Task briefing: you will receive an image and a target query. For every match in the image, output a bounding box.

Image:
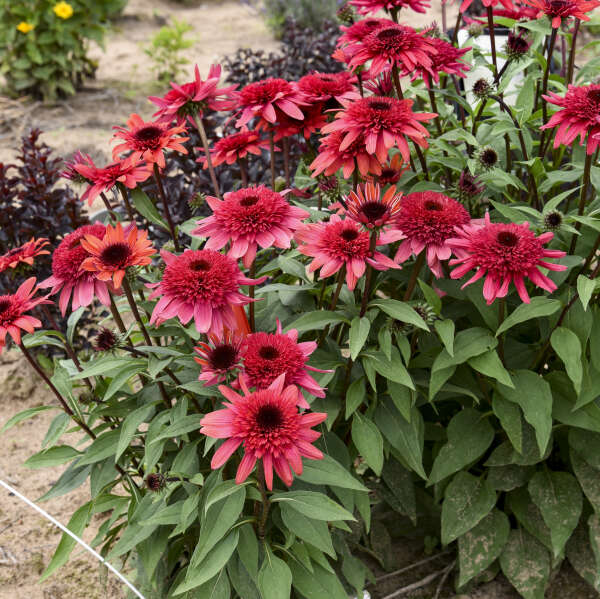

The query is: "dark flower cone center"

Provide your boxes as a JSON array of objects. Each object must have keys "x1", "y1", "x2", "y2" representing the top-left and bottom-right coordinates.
[
  {"x1": 369, "y1": 100, "x2": 391, "y2": 111},
  {"x1": 361, "y1": 201, "x2": 388, "y2": 221},
  {"x1": 341, "y1": 228, "x2": 360, "y2": 241},
  {"x1": 256, "y1": 404, "x2": 284, "y2": 431},
  {"x1": 209, "y1": 344, "x2": 238, "y2": 370},
  {"x1": 190, "y1": 259, "x2": 211, "y2": 272},
  {"x1": 318, "y1": 75, "x2": 335, "y2": 81},
  {"x1": 135, "y1": 125, "x2": 163, "y2": 141},
  {"x1": 377, "y1": 28, "x2": 403, "y2": 41},
  {"x1": 95, "y1": 328, "x2": 117, "y2": 351},
  {"x1": 240, "y1": 196, "x2": 260, "y2": 207},
  {"x1": 509, "y1": 36, "x2": 529, "y2": 53},
  {"x1": 545, "y1": 211, "x2": 562, "y2": 227},
  {"x1": 481, "y1": 149, "x2": 498, "y2": 166},
  {"x1": 0, "y1": 299, "x2": 10, "y2": 314},
  {"x1": 497, "y1": 231, "x2": 519, "y2": 247},
  {"x1": 100, "y1": 242, "x2": 131, "y2": 267},
  {"x1": 259, "y1": 345, "x2": 280, "y2": 360},
  {"x1": 588, "y1": 89, "x2": 600, "y2": 104},
  {"x1": 425, "y1": 200, "x2": 443, "y2": 211}
]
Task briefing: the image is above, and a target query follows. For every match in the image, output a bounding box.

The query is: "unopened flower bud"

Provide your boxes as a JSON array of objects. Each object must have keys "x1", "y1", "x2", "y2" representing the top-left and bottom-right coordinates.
[
  {"x1": 145, "y1": 473, "x2": 166, "y2": 493},
  {"x1": 472, "y1": 78, "x2": 492, "y2": 100},
  {"x1": 477, "y1": 146, "x2": 499, "y2": 170},
  {"x1": 543, "y1": 210, "x2": 563, "y2": 231}
]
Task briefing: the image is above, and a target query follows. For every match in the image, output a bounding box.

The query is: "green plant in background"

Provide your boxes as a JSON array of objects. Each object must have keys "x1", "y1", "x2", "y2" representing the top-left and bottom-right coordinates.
[
  {"x1": 144, "y1": 19, "x2": 195, "y2": 86},
  {"x1": 263, "y1": 0, "x2": 340, "y2": 38},
  {"x1": 0, "y1": 0, "x2": 126, "y2": 101}
]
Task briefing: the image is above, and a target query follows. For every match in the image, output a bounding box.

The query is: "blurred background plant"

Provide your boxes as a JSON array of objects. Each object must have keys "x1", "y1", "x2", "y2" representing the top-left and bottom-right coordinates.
[
  {"x1": 0, "y1": 0, "x2": 125, "y2": 100},
  {"x1": 261, "y1": 0, "x2": 341, "y2": 37}
]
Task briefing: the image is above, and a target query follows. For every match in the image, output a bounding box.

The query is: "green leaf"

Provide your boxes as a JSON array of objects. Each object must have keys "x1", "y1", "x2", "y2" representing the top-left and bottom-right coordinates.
[
  {"x1": 571, "y1": 450, "x2": 600, "y2": 515},
  {"x1": 429, "y1": 409, "x2": 494, "y2": 485},
  {"x1": 204, "y1": 480, "x2": 252, "y2": 514},
  {"x1": 370, "y1": 299, "x2": 429, "y2": 330},
  {"x1": 270, "y1": 491, "x2": 355, "y2": 521},
  {"x1": 284, "y1": 311, "x2": 348, "y2": 334},
  {"x1": 497, "y1": 370, "x2": 553, "y2": 456},
  {"x1": 150, "y1": 415, "x2": 200, "y2": 443},
  {"x1": 77, "y1": 430, "x2": 120, "y2": 466},
  {"x1": 175, "y1": 530, "x2": 239, "y2": 595},
  {"x1": 116, "y1": 403, "x2": 156, "y2": 462},
  {"x1": 257, "y1": 549, "x2": 292, "y2": 599},
  {"x1": 298, "y1": 454, "x2": 367, "y2": 491},
  {"x1": 73, "y1": 356, "x2": 144, "y2": 379},
  {"x1": 344, "y1": 377, "x2": 365, "y2": 419},
  {"x1": 417, "y1": 279, "x2": 442, "y2": 315},
  {"x1": 551, "y1": 327, "x2": 583, "y2": 394},
  {"x1": 577, "y1": 275, "x2": 597, "y2": 311},
  {"x1": 66, "y1": 307, "x2": 85, "y2": 346},
  {"x1": 104, "y1": 362, "x2": 145, "y2": 400},
  {"x1": 528, "y1": 470, "x2": 583, "y2": 558},
  {"x1": 507, "y1": 488, "x2": 553, "y2": 551},
  {"x1": 42, "y1": 412, "x2": 71, "y2": 449},
  {"x1": 434, "y1": 319, "x2": 454, "y2": 356},
  {"x1": 38, "y1": 461, "x2": 91, "y2": 502},
  {"x1": 492, "y1": 395, "x2": 522, "y2": 453},
  {"x1": 364, "y1": 348, "x2": 414, "y2": 389},
  {"x1": 1, "y1": 406, "x2": 56, "y2": 434},
  {"x1": 496, "y1": 297, "x2": 561, "y2": 335},
  {"x1": 468, "y1": 349, "x2": 513, "y2": 387},
  {"x1": 24, "y1": 445, "x2": 80, "y2": 469},
  {"x1": 39, "y1": 502, "x2": 92, "y2": 582},
  {"x1": 280, "y1": 504, "x2": 335, "y2": 556},
  {"x1": 349, "y1": 317, "x2": 370, "y2": 361},
  {"x1": 131, "y1": 188, "x2": 168, "y2": 229},
  {"x1": 500, "y1": 529, "x2": 550, "y2": 599},
  {"x1": 566, "y1": 522, "x2": 600, "y2": 592},
  {"x1": 432, "y1": 327, "x2": 497, "y2": 372},
  {"x1": 351, "y1": 414, "x2": 384, "y2": 476},
  {"x1": 381, "y1": 458, "x2": 416, "y2": 524},
  {"x1": 441, "y1": 472, "x2": 496, "y2": 545},
  {"x1": 289, "y1": 560, "x2": 348, "y2": 599},
  {"x1": 458, "y1": 509, "x2": 510, "y2": 587}
]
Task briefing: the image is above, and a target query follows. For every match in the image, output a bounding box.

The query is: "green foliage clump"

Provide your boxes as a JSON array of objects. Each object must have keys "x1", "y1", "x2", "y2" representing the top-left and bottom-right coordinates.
[{"x1": 263, "y1": 0, "x2": 340, "y2": 37}]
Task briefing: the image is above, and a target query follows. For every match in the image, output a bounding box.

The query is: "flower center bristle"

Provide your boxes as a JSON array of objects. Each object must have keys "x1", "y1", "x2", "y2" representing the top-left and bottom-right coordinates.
[
  {"x1": 259, "y1": 345, "x2": 279, "y2": 360},
  {"x1": 361, "y1": 201, "x2": 388, "y2": 221},
  {"x1": 256, "y1": 404, "x2": 284, "y2": 431},
  {"x1": 497, "y1": 231, "x2": 518, "y2": 247},
  {"x1": 377, "y1": 28, "x2": 403, "y2": 40},
  {"x1": 100, "y1": 242, "x2": 131, "y2": 267},
  {"x1": 341, "y1": 228, "x2": 360, "y2": 241},
  {"x1": 190, "y1": 259, "x2": 211, "y2": 272},
  {"x1": 0, "y1": 299, "x2": 10, "y2": 314},
  {"x1": 425, "y1": 200, "x2": 443, "y2": 211},
  {"x1": 209, "y1": 344, "x2": 238, "y2": 370},
  {"x1": 135, "y1": 125, "x2": 163, "y2": 141},
  {"x1": 588, "y1": 89, "x2": 600, "y2": 104},
  {"x1": 240, "y1": 196, "x2": 260, "y2": 207},
  {"x1": 369, "y1": 100, "x2": 391, "y2": 111}
]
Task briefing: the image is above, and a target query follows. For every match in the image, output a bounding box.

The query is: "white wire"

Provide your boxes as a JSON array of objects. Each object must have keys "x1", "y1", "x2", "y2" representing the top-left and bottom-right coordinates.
[{"x1": 0, "y1": 478, "x2": 145, "y2": 599}]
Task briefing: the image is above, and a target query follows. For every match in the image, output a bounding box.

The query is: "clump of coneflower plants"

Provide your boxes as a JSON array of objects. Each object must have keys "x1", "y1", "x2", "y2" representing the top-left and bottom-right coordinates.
[{"x1": 4, "y1": 0, "x2": 600, "y2": 596}]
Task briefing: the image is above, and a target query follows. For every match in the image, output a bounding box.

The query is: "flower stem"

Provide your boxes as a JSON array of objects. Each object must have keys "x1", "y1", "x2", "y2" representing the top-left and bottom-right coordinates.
[
  {"x1": 100, "y1": 192, "x2": 117, "y2": 220},
  {"x1": 391, "y1": 64, "x2": 404, "y2": 100},
  {"x1": 239, "y1": 157, "x2": 248, "y2": 187},
  {"x1": 567, "y1": 19, "x2": 580, "y2": 85},
  {"x1": 569, "y1": 151, "x2": 593, "y2": 255},
  {"x1": 283, "y1": 138, "x2": 291, "y2": 187},
  {"x1": 249, "y1": 261, "x2": 256, "y2": 333},
  {"x1": 538, "y1": 27, "x2": 558, "y2": 158},
  {"x1": 256, "y1": 463, "x2": 271, "y2": 541},
  {"x1": 486, "y1": 6, "x2": 498, "y2": 77},
  {"x1": 452, "y1": 9, "x2": 462, "y2": 45},
  {"x1": 426, "y1": 78, "x2": 443, "y2": 136},
  {"x1": 359, "y1": 231, "x2": 378, "y2": 317},
  {"x1": 268, "y1": 129, "x2": 276, "y2": 189},
  {"x1": 403, "y1": 252, "x2": 425, "y2": 302},
  {"x1": 153, "y1": 163, "x2": 180, "y2": 252},
  {"x1": 192, "y1": 114, "x2": 222, "y2": 199},
  {"x1": 117, "y1": 183, "x2": 135, "y2": 221},
  {"x1": 122, "y1": 279, "x2": 153, "y2": 346},
  {"x1": 413, "y1": 144, "x2": 430, "y2": 180}
]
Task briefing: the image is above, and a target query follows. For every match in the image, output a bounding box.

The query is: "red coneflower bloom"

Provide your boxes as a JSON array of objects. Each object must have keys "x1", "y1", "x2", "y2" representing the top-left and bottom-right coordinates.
[
  {"x1": 350, "y1": 0, "x2": 431, "y2": 14},
  {"x1": 148, "y1": 249, "x2": 265, "y2": 334},
  {"x1": 460, "y1": 0, "x2": 515, "y2": 14},
  {"x1": 40, "y1": 224, "x2": 110, "y2": 314},
  {"x1": 295, "y1": 214, "x2": 400, "y2": 291},
  {"x1": 345, "y1": 182, "x2": 403, "y2": 230},
  {"x1": 297, "y1": 72, "x2": 360, "y2": 107},
  {"x1": 195, "y1": 330, "x2": 246, "y2": 386},
  {"x1": 322, "y1": 96, "x2": 436, "y2": 164},
  {"x1": 348, "y1": 23, "x2": 437, "y2": 76},
  {"x1": 0, "y1": 238, "x2": 50, "y2": 273},
  {"x1": 523, "y1": 0, "x2": 599, "y2": 26},
  {"x1": 268, "y1": 104, "x2": 327, "y2": 141},
  {"x1": 310, "y1": 130, "x2": 383, "y2": 179},
  {"x1": 364, "y1": 72, "x2": 395, "y2": 97},
  {"x1": 198, "y1": 129, "x2": 270, "y2": 168},
  {"x1": 447, "y1": 213, "x2": 567, "y2": 304},
  {"x1": 61, "y1": 150, "x2": 94, "y2": 184},
  {"x1": 193, "y1": 186, "x2": 309, "y2": 268},
  {"x1": 377, "y1": 154, "x2": 408, "y2": 184},
  {"x1": 149, "y1": 64, "x2": 237, "y2": 124},
  {"x1": 405, "y1": 37, "x2": 471, "y2": 86},
  {"x1": 0, "y1": 278, "x2": 51, "y2": 353},
  {"x1": 541, "y1": 84, "x2": 600, "y2": 154},
  {"x1": 74, "y1": 155, "x2": 151, "y2": 206},
  {"x1": 200, "y1": 374, "x2": 327, "y2": 490},
  {"x1": 112, "y1": 114, "x2": 189, "y2": 168},
  {"x1": 80, "y1": 222, "x2": 154, "y2": 290},
  {"x1": 242, "y1": 320, "x2": 330, "y2": 403},
  {"x1": 338, "y1": 17, "x2": 389, "y2": 46},
  {"x1": 235, "y1": 78, "x2": 308, "y2": 128},
  {"x1": 394, "y1": 192, "x2": 471, "y2": 278}
]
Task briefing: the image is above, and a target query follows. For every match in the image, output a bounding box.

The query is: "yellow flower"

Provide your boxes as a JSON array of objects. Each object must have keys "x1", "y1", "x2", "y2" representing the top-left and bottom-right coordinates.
[
  {"x1": 53, "y1": 1, "x2": 74, "y2": 19},
  {"x1": 16, "y1": 21, "x2": 35, "y2": 34}
]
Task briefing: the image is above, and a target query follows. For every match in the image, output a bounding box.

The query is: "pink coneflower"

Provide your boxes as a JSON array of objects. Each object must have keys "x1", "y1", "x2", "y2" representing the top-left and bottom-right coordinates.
[
  {"x1": 364, "y1": 72, "x2": 395, "y2": 97},
  {"x1": 394, "y1": 192, "x2": 471, "y2": 278},
  {"x1": 200, "y1": 374, "x2": 327, "y2": 490},
  {"x1": 0, "y1": 238, "x2": 49, "y2": 273},
  {"x1": 242, "y1": 320, "x2": 330, "y2": 403},
  {"x1": 542, "y1": 85, "x2": 600, "y2": 154},
  {"x1": 309, "y1": 130, "x2": 383, "y2": 179},
  {"x1": 74, "y1": 155, "x2": 151, "y2": 206},
  {"x1": 40, "y1": 224, "x2": 110, "y2": 315},
  {"x1": 350, "y1": 0, "x2": 431, "y2": 14},
  {"x1": 338, "y1": 18, "x2": 389, "y2": 46},
  {"x1": 198, "y1": 130, "x2": 270, "y2": 168},
  {"x1": 112, "y1": 114, "x2": 188, "y2": 168},
  {"x1": 348, "y1": 23, "x2": 437, "y2": 76},
  {"x1": 148, "y1": 249, "x2": 265, "y2": 334},
  {"x1": 80, "y1": 222, "x2": 154, "y2": 290},
  {"x1": 149, "y1": 64, "x2": 237, "y2": 124},
  {"x1": 295, "y1": 214, "x2": 400, "y2": 291},
  {"x1": 406, "y1": 37, "x2": 471, "y2": 86},
  {"x1": 297, "y1": 72, "x2": 360, "y2": 107},
  {"x1": 523, "y1": 0, "x2": 599, "y2": 26},
  {"x1": 447, "y1": 213, "x2": 567, "y2": 304},
  {"x1": 344, "y1": 182, "x2": 403, "y2": 230},
  {"x1": 61, "y1": 151, "x2": 94, "y2": 184},
  {"x1": 322, "y1": 96, "x2": 436, "y2": 163},
  {"x1": 268, "y1": 104, "x2": 327, "y2": 141},
  {"x1": 460, "y1": 0, "x2": 515, "y2": 14},
  {"x1": 377, "y1": 154, "x2": 408, "y2": 184},
  {"x1": 234, "y1": 78, "x2": 308, "y2": 128},
  {"x1": 0, "y1": 278, "x2": 50, "y2": 353},
  {"x1": 192, "y1": 186, "x2": 308, "y2": 268},
  {"x1": 194, "y1": 330, "x2": 246, "y2": 386}
]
